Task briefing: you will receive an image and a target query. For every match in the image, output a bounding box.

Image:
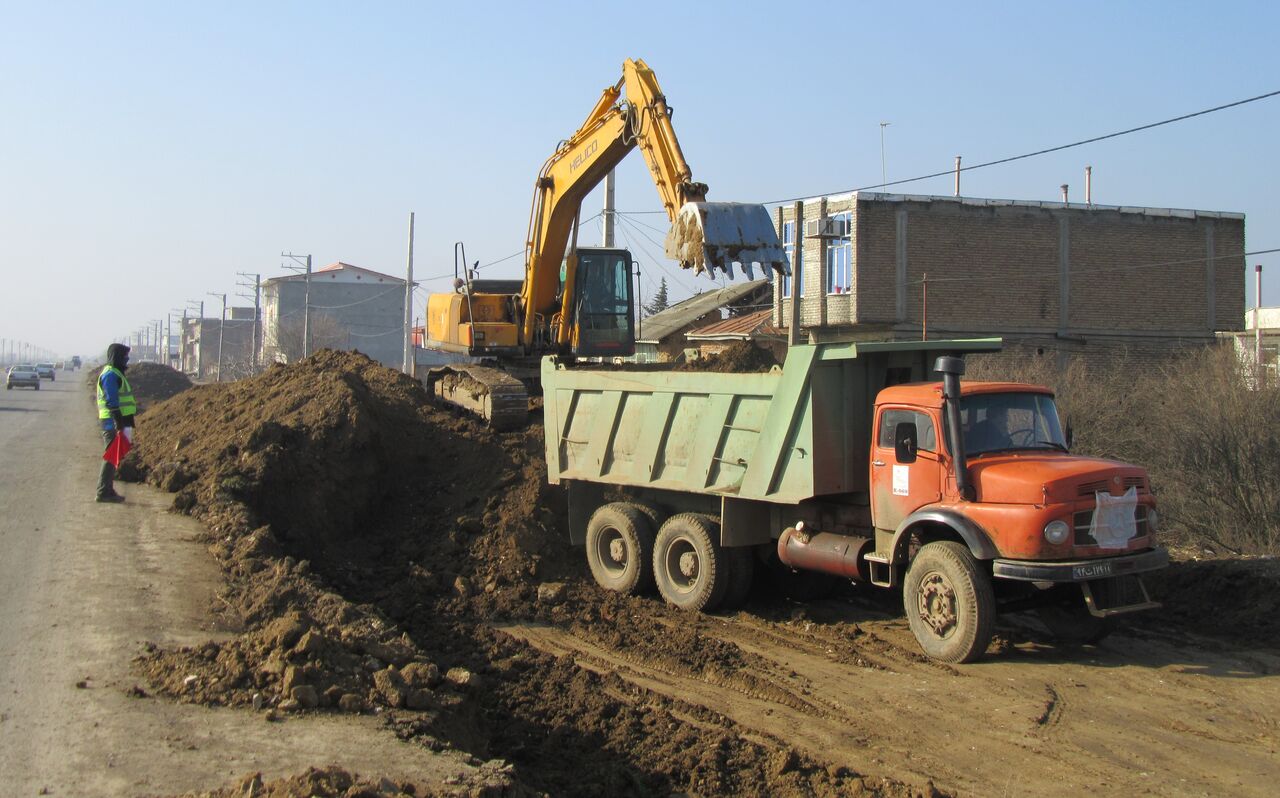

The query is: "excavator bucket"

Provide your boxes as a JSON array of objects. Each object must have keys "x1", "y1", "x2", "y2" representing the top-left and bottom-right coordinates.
[{"x1": 665, "y1": 202, "x2": 791, "y2": 279}]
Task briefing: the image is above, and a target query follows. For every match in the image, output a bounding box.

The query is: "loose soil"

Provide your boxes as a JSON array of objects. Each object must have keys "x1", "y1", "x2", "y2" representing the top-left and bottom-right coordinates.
[
  {"x1": 676, "y1": 340, "x2": 780, "y2": 372},
  {"x1": 124, "y1": 349, "x2": 1280, "y2": 797}
]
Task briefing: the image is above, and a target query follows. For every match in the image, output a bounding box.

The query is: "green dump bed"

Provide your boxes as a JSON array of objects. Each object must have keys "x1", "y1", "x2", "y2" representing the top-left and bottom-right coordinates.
[{"x1": 542, "y1": 339, "x2": 1000, "y2": 505}]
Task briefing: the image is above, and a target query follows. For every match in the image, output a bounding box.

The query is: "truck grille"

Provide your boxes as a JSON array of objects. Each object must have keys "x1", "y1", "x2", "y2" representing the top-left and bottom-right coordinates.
[
  {"x1": 1077, "y1": 477, "x2": 1146, "y2": 497},
  {"x1": 1073, "y1": 504, "x2": 1148, "y2": 546}
]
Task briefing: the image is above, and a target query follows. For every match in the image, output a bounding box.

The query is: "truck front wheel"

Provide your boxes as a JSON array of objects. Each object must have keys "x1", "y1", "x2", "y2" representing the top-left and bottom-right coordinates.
[
  {"x1": 585, "y1": 503, "x2": 656, "y2": 595},
  {"x1": 653, "y1": 513, "x2": 728, "y2": 612},
  {"x1": 904, "y1": 541, "x2": 995, "y2": 663}
]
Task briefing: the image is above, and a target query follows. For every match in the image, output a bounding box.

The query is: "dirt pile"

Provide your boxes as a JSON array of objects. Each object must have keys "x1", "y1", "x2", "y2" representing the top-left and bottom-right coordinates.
[
  {"x1": 677, "y1": 340, "x2": 780, "y2": 372},
  {"x1": 1141, "y1": 556, "x2": 1280, "y2": 641},
  {"x1": 168, "y1": 763, "x2": 518, "y2": 798},
  {"x1": 127, "y1": 349, "x2": 926, "y2": 797},
  {"x1": 88, "y1": 361, "x2": 193, "y2": 409}
]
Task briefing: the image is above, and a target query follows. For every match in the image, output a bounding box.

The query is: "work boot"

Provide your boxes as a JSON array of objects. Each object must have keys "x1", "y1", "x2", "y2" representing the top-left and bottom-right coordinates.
[{"x1": 96, "y1": 492, "x2": 125, "y2": 504}]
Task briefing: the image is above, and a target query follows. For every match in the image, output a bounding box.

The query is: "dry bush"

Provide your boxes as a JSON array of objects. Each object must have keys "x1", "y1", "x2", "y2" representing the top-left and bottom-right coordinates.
[{"x1": 967, "y1": 345, "x2": 1280, "y2": 555}]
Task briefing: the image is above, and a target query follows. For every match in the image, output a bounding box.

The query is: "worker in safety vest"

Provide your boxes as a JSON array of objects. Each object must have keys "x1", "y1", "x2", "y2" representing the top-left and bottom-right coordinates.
[{"x1": 96, "y1": 343, "x2": 136, "y2": 502}]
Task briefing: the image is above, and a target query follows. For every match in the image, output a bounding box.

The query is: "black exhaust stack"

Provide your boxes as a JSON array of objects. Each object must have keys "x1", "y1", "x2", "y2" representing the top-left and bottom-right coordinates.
[{"x1": 935, "y1": 356, "x2": 973, "y2": 500}]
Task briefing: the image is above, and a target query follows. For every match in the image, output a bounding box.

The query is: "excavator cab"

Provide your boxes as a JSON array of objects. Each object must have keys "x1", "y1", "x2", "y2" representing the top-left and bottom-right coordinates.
[{"x1": 570, "y1": 247, "x2": 635, "y2": 358}]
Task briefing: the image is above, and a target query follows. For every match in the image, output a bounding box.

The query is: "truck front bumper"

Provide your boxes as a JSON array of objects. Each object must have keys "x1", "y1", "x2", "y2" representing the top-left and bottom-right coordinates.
[{"x1": 991, "y1": 546, "x2": 1168, "y2": 583}]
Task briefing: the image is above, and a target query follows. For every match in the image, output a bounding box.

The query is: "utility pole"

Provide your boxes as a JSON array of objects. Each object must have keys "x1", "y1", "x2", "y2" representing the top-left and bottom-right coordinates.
[
  {"x1": 403, "y1": 212, "x2": 416, "y2": 375},
  {"x1": 879, "y1": 121, "x2": 891, "y2": 191},
  {"x1": 237, "y1": 272, "x2": 262, "y2": 372},
  {"x1": 603, "y1": 170, "x2": 616, "y2": 247},
  {"x1": 282, "y1": 252, "x2": 313, "y2": 360},
  {"x1": 209, "y1": 293, "x2": 227, "y2": 382},
  {"x1": 173, "y1": 307, "x2": 189, "y2": 373},
  {"x1": 188, "y1": 300, "x2": 204, "y2": 378}
]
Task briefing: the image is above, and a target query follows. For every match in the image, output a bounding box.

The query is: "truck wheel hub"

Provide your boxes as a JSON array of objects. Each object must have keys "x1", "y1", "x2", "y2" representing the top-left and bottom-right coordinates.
[
  {"x1": 608, "y1": 538, "x2": 627, "y2": 563},
  {"x1": 918, "y1": 572, "x2": 958, "y2": 637},
  {"x1": 678, "y1": 551, "x2": 699, "y2": 579}
]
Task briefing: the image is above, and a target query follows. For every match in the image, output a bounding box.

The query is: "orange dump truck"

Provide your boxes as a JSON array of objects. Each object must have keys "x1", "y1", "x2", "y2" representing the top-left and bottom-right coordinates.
[{"x1": 542, "y1": 339, "x2": 1166, "y2": 662}]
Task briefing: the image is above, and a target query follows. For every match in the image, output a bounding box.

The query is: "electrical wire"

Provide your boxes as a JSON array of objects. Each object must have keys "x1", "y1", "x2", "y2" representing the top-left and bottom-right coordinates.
[{"x1": 618, "y1": 87, "x2": 1280, "y2": 212}]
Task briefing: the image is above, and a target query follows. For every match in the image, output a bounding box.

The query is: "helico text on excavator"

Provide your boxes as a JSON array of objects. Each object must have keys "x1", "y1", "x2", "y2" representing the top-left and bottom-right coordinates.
[{"x1": 424, "y1": 59, "x2": 787, "y2": 429}]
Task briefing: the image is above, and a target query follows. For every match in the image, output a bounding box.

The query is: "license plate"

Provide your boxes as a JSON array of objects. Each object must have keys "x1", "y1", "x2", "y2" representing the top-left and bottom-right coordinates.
[{"x1": 1073, "y1": 561, "x2": 1113, "y2": 580}]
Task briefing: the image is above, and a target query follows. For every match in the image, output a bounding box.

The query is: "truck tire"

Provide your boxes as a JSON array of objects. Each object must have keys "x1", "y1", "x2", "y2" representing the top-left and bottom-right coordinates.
[
  {"x1": 34, "y1": 382, "x2": 40, "y2": 390},
  {"x1": 1037, "y1": 603, "x2": 1114, "y2": 645},
  {"x1": 585, "y1": 503, "x2": 656, "y2": 595},
  {"x1": 720, "y1": 546, "x2": 756, "y2": 610},
  {"x1": 653, "y1": 513, "x2": 728, "y2": 612},
  {"x1": 904, "y1": 541, "x2": 995, "y2": 663}
]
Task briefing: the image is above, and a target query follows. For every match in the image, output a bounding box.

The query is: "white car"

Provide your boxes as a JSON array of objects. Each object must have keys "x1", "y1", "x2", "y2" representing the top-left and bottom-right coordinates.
[
  {"x1": 7, "y1": 365, "x2": 40, "y2": 390},
  {"x1": 35, "y1": 362, "x2": 56, "y2": 380}
]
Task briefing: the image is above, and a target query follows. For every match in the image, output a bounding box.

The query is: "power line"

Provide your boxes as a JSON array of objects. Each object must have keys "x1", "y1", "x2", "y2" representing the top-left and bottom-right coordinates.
[{"x1": 620, "y1": 87, "x2": 1280, "y2": 212}]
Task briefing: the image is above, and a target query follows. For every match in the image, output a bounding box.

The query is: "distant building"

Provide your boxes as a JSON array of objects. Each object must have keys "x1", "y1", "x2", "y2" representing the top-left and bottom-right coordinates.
[
  {"x1": 1220, "y1": 307, "x2": 1280, "y2": 388},
  {"x1": 772, "y1": 191, "x2": 1246, "y2": 366},
  {"x1": 684, "y1": 308, "x2": 786, "y2": 362},
  {"x1": 180, "y1": 308, "x2": 259, "y2": 379},
  {"x1": 636, "y1": 279, "x2": 772, "y2": 362},
  {"x1": 261, "y1": 262, "x2": 406, "y2": 367}
]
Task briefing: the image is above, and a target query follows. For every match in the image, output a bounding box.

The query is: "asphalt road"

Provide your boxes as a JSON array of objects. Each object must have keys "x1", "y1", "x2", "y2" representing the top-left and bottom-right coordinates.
[{"x1": 0, "y1": 374, "x2": 476, "y2": 795}]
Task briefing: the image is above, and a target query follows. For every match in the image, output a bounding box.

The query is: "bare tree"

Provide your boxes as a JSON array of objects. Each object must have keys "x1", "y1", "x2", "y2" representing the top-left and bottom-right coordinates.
[{"x1": 265, "y1": 313, "x2": 350, "y2": 364}]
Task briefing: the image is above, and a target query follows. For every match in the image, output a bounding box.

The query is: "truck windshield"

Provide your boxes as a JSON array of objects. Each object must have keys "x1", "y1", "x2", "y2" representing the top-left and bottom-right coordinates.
[{"x1": 955, "y1": 392, "x2": 1067, "y2": 456}]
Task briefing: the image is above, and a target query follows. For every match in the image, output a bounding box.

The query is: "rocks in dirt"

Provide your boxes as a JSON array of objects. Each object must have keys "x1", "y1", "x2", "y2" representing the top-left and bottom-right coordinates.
[
  {"x1": 536, "y1": 582, "x2": 567, "y2": 605},
  {"x1": 264, "y1": 612, "x2": 310, "y2": 651},
  {"x1": 338, "y1": 693, "x2": 365, "y2": 713},
  {"x1": 292, "y1": 629, "x2": 324, "y2": 657},
  {"x1": 401, "y1": 661, "x2": 441, "y2": 690},
  {"x1": 278, "y1": 698, "x2": 301, "y2": 713},
  {"x1": 373, "y1": 667, "x2": 409, "y2": 708},
  {"x1": 453, "y1": 576, "x2": 473, "y2": 598},
  {"x1": 444, "y1": 667, "x2": 480, "y2": 690},
  {"x1": 290, "y1": 684, "x2": 319, "y2": 709}
]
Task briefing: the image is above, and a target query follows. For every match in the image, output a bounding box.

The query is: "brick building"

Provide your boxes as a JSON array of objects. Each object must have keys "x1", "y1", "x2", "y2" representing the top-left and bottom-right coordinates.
[{"x1": 772, "y1": 192, "x2": 1246, "y2": 364}]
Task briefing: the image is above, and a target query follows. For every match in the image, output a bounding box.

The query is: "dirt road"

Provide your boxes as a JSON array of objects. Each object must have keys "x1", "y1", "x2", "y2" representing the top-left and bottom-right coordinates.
[
  {"x1": 0, "y1": 377, "x2": 483, "y2": 795},
  {"x1": 498, "y1": 582, "x2": 1280, "y2": 797}
]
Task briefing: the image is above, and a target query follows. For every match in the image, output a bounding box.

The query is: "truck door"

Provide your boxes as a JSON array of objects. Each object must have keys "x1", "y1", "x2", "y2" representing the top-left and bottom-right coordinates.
[{"x1": 871, "y1": 408, "x2": 943, "y2": 532}]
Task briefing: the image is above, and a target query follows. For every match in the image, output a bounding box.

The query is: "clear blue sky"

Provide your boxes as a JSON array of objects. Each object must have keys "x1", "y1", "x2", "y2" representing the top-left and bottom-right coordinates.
[{"x1": 3, "y1": 1, "x2": 1279, "y2": 355}]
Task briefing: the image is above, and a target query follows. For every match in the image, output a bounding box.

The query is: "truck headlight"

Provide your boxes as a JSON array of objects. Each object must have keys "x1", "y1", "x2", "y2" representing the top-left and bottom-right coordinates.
[
  {"x1": 1044, "y1": 520, "x2": 1070, "y2": 545},
  {"x1": 1147, "y1": 508, "x2": 1158, "y2": 533}
]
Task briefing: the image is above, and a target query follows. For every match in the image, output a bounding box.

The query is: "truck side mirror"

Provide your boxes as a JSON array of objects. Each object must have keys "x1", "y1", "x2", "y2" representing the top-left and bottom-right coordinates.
[
  {"x1": 894, "y1": 421, "x2": 918, "y2": 464},
  {"x1": 1065, "y1": 423, "x2": 1074, "y2": 450}
]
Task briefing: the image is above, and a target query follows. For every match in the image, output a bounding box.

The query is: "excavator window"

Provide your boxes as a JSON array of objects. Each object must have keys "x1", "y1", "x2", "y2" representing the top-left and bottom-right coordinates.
[{"x1": 573, "y1": 248, "x2": 635, "y2": 357}]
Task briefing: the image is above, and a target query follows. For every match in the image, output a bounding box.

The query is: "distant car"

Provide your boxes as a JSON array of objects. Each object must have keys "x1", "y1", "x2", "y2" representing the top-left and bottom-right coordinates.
[
  {"x1": 35, "y1": 363, "x2": 56, "y2": 381},
  {"x1": 7, "y1": 365, "x2": 40, "y2": 390},
  {"x1": 71, "y1": 356, "x2": 82, "y2": 370}
]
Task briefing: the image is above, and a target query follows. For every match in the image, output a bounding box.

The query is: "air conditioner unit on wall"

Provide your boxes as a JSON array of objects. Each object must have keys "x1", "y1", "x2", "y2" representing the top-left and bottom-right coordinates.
[{"x1": 804, "y1": 217, "x2": 848, "y2": 239}]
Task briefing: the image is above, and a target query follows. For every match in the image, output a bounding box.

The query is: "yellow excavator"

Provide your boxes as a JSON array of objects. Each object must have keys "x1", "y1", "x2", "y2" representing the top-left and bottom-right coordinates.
[{"x1": 425, "y1": 58, "x2": 787, "y2": 429}]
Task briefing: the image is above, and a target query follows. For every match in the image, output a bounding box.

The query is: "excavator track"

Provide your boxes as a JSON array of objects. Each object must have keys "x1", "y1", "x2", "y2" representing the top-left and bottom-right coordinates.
[{"x1": 427, "y1": 364, "x2": 528, "y2": 431}]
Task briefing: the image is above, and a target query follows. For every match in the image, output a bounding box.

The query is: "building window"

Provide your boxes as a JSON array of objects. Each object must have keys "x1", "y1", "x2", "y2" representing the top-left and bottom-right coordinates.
[
  {"x1": 826, "y1": 212, "x2": 852, "y2": 294},
  {"x1": 781, "y1": 220, "x2": 801, "y2": 297}
]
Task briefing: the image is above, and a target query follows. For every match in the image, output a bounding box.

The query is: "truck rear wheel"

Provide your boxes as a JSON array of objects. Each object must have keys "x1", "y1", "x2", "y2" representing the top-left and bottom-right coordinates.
[
  {"x1": 904, "y1": 541, "x2": 995, "y2": 663},
  {"x1": 585, "y1": 503, "x2": 656, "y2": 595},
  {"x1": 653, "y1": 513, "x2": 728, "y2": 612}
]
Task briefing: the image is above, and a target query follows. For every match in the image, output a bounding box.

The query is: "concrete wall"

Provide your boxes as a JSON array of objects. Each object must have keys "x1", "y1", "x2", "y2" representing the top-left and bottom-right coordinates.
[{"x1": 773, "y1": 193, "x2": 1247, "y2": 367}]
